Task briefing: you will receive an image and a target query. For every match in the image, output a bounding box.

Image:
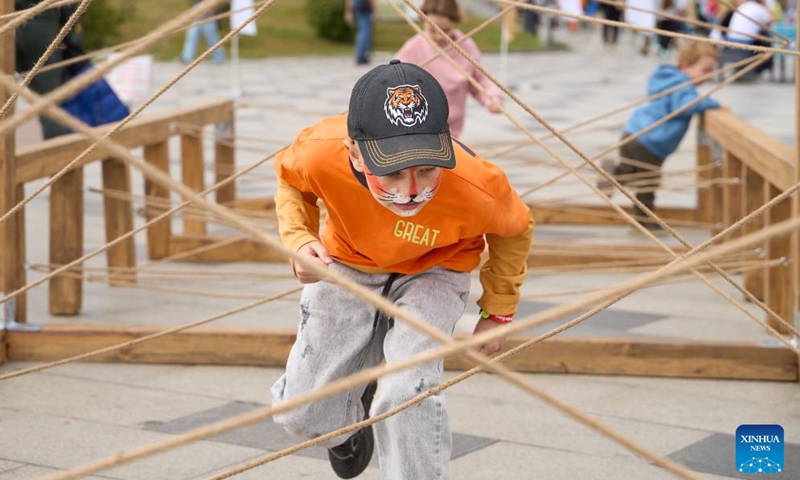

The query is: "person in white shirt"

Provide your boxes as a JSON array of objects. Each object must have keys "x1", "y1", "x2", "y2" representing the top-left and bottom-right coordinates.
[{"x1": 727, "y1": 0, "x2": 773, "y2": 43}]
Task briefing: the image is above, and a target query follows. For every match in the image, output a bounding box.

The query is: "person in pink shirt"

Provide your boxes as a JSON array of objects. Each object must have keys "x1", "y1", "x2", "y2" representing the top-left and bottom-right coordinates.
[{"x1": 395, "y1": 0, "x2": 504, "y2": 137}]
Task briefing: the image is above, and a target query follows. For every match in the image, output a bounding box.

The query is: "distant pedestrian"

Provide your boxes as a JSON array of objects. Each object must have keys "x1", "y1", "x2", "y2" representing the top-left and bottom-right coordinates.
[
  {"x1": 15, "y1": 0, "x2": 71, "y2": 138},
  {"x1": 180, "y1": 0, "x2": 225, "y2": 65},
  {"x1": 599, "y1": 1, "x2": 624, "y2": 46},
  {"x1": 344, "y1": 0, "x2": 376, "y2": 65}
]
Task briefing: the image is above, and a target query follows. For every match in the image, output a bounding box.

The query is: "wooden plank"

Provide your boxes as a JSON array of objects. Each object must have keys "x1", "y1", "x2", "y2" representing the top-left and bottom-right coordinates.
[
  {"x1": 0, "y1": 0, "x2": 23, "y2": 322},
  {"x1": 226, "y1": 197, "x2": 698, "y2": 227},
  {"x1": 13, "y1": 184, "x2": 26, "y2": 322},
  {"x1": 743, "y1": 168, "x2": 766, "y2": 301},
  {"x1": 169, "y1": 235, "x2": 287, "y2": 262},
  {"x1": 180, "y1": 134, "x2": 206, "y2": 235},
  {"x1": 528, "y1": 204, "x2": 697, "y2": 226},
  {"x1": 230, "y1": 196, "x2": 275, "y2": 211},
  {"x1": 15, "y1": 100, "x2": 234, "y2": 184},
  {"x1": 143, "y1": 141, "x2": 172, "y2": 259},
  {"x1": 766, "y1": 185, "x2": 793, "y2": 334},
  {"x1": 168, "y1": 234, "x2": 693, "y2": 268},
  {"x1": 704, "y1": 109, "x2": 795, "y2": 191},
  {"x1": 722, "y1": 152, "x2": 743, "y2": 239},
  {"x1": 102, "y1": 159, "x2": 136, "y2": 285},
  {"x1": 6, "y1": 325, "x2": 797, "y2": 381},
  {"x1": 214, "y1": 120, "x2": 236, "y2": 205},
  {"x1": 49, "y1": 168, "x2": 83, "y2": 315},
  {"x1": 696, "y1": 118, "x2": 720, "y2": 226}
]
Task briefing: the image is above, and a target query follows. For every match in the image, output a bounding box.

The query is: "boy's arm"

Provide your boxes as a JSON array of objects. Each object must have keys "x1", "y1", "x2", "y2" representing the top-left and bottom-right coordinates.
[
  {"x1": 274, "y1": 177, "x2": 321, "y2": 252},
  {"x1": 477, "y1": 210, "x2": 535, "y2": 316},
  {"x1": 671, "y1": 87, "x2": 721, "y2": 117}
]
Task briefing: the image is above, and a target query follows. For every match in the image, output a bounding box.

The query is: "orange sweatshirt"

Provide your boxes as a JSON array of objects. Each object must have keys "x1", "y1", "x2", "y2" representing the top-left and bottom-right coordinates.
[{"x1": 274, "y1": 115, "x2": 534, "y2": 315}]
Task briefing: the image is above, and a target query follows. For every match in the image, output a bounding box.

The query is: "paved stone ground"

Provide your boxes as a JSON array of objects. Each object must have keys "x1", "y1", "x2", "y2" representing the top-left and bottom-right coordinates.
[{"x1": 2, "y1": 23, "x2": 799, "y2": 480}]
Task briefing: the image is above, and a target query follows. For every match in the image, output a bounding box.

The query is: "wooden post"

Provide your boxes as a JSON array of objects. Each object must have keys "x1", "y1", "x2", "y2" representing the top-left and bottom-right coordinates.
[
  {"x1": 102, "y1": 158, "x2": 136, "y2": 285},
  {"x1": 721, "y1": 151, "x2": 743, "y2": 238},
  {"x1": 696, "y1": 118, "x2": 720, "y2": 226},
  {"x1": 49, "y1": 168, "x2": 83, "y2": 315},
  {"x1": 0, "y1": 0, "x2": 24, "y2": 323},
  {"x1": 766, "y1": 185, "x2": 792, "y2": 334},
  {"x1": 143, "y1": 141, "x2": 172, "y2": 259},
  {"x1": 180, "y1": 130, "x2": 206, "y2": 235},
  {"x1": 742, "y1": 167, "x2": 765, "y2": 301},
  {"x1": 214, "y1": 119, "x2": 235, "y2": 205}
]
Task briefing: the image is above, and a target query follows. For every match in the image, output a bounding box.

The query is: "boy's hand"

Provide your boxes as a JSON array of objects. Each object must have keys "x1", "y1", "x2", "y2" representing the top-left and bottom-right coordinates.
[
  {"x1": 472, "y1": 318, "x2": 508, "y2": 356},
  {"x1": 487, "y1": 102, "x2": 502, "y2": 114},
  {"x1": 294, "y1": 241, "x2": 333, "y2": 284},
  {"x1": 718, "y1": 104, "x2": 730, "y2": 111}
]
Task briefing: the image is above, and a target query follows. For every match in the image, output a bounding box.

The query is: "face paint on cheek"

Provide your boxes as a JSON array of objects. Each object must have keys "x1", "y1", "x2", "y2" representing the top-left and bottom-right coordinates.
[{"x1": 365, "y1": 173, "x2": 395, "y2": 202}]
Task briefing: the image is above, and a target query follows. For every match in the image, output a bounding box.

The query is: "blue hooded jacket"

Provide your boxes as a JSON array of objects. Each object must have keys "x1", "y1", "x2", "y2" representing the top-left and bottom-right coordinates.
[{"x1": 624, "y1": 65, "x2": 720, "y2": 161}]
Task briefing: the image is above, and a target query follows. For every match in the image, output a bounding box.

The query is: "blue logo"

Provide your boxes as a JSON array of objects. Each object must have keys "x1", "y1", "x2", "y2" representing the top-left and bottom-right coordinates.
[{"x1": 736, "y1": 424, "x2": 784, "y2": 474}]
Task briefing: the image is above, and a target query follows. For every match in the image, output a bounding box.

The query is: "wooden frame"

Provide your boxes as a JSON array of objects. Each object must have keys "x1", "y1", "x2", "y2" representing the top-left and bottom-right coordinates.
[
  {"x1": 3, "y1": 100, "x2": 797, "y2": 380},
  {"x1": 4, "y1": 324, "x2": 797, "y2": 381}
]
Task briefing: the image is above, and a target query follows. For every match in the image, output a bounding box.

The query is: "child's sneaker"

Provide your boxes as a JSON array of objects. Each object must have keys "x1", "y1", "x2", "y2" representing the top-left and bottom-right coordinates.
[{"x1": 327, "y1": 382, "x2": 378, "y2": 478}]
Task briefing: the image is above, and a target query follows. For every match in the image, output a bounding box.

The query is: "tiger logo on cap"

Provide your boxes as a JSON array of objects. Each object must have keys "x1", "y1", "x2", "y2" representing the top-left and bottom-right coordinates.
[{"x1": 384, "y1": 84, "x2": 428, "y2": 127}]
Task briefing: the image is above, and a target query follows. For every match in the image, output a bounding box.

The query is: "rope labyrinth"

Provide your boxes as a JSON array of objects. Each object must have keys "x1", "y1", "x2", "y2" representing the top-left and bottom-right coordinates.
[{"x1": 0, "y1": 0, "x2": 796, "y2": 478}]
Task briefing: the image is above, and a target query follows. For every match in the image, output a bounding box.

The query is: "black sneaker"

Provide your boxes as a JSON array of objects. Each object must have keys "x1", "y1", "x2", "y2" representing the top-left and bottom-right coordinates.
[{"x1": 327, "y1": 382, "x2": 378, "y2": 479}]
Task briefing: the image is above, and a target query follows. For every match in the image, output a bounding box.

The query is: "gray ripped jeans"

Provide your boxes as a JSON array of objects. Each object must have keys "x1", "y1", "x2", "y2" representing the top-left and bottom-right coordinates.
[{"x1": 271, "y1": 262, "x2": 471, "y2": 480}]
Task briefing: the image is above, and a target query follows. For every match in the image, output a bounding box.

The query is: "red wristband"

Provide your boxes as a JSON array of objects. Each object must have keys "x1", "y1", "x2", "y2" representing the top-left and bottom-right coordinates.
[{"x1": 480, "y1": 310, "x2": 513, "y2": 324}]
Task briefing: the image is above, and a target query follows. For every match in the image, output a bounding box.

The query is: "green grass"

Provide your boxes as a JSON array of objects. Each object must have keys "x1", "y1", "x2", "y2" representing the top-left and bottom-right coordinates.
[{"x1": 106, "y1": 0, "x2": 564, "y2": 60}]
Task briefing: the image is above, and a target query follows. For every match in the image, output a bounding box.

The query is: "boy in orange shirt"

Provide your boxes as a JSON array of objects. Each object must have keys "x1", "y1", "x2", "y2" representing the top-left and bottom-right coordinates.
[{"x1": 270, "y1": 60, "x2": 534, "y2": 479}]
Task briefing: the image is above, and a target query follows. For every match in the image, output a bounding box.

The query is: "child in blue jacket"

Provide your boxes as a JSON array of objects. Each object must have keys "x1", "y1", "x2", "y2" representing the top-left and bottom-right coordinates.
[{"x1": 601, "y1": 41, "x2": 724, "y2": 233}]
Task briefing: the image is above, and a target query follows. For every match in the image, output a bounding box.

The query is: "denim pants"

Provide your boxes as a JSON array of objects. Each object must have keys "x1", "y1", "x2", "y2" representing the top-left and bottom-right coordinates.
[
  {"x1": 354, "y1": 9, "x2": 373, "y2": 63},
  {"x1": 271, "y1": 262, "x2": 471, "y2": 480},
  {"x1": 181, "y1": 21, "x2": 225, "y2": 64}
]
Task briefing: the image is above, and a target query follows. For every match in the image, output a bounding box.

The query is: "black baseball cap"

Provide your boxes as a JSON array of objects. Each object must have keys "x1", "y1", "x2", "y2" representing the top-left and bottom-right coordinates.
[{"x1": 347, "y1": 59, "x2": 456, "y2": 176}]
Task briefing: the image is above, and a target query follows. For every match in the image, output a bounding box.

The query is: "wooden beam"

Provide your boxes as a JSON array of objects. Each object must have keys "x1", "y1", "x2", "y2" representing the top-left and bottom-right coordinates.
[
  {"x1": 722, "y1": 152, "x2": 743, "y2": 238},
  {"x1": 214, "y1": 120, "x2": 235, "y2": 205},
  {"x1": 15, "y1": 100, "x2": 234, "y2": 184},
  {"x1": 227, "y1": 197, "x2": 699, "y2": 227},
  {"x1": 766, "y1": 185, "x2": 792, "y2": 334},
  {"x1": 0, "y1": 0, "x2": 23, "y2": 323},
  {"x1": 49, "y1": 168, "x2": 83, "y2": 315},
  {"x1": 527, "y1": 203, "x2": 697, "y2": 226},
  {"x1": 169, "y1": 235, "x2": 288, "y2": 262},
  {"x1": 743, "y1": 167, "x2": 766, "y2": 301},
  {"x1": 6, "y1": 325, "x2": 797, "y2": 381},
  {"x1": 13, "y1": 185, "x2": 26, "y2": 322},
  {"x1": 180, "y1": 133, "x2": 206, "y2": 235},
  {"x1": 102, "y1": 159, "x2": 136, "y2": 285},
  {"x1": 143, "y1": 141, "x2": 172, "y2": 259},
  {"x1": 704, "y1": 109, "x2": 795, "y2": 191},
  {"x1": 697, "y1": 117, "x2": 721, "y2": 226}
]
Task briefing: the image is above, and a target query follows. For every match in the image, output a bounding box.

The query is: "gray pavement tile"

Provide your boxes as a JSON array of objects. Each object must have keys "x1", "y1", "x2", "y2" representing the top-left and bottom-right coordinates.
[
  {"x1": 515, "y1": 299, "x2": 666, "y2": 337},
  {"x1": 0, "y1": 465, "x2": 112, "y2": 480},
  {"x1": 0, "y1": 372, "x2": 229, "y2": 427},
  {"x1": 146, "y1": 399, "x2": 496, "y2": 470},
  {"x1": 0, "y1": 462, "x2": 23, "y2": 476},
  {"x1": 449, "y1": 441, "x2": 682, "y2": 480},
  {"x1": 669, "y1": 433, "x2": 800, "y2": 479},
  {"x1": 0, "y1": 409, "x2": 264, "y2": 479}
]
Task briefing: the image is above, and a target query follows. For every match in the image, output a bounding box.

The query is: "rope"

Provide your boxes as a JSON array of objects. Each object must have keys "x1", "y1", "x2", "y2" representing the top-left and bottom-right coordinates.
[
  {"x1": 0, "y1": 0, "x2": 237, "y2": 229},
  {"x1": 0, "y1": 287, "x2": 301, "y2": 382},
  {"x1": 33, "y1": 207, "x2": 800, "y2": 480},
  {"x1": 390, "y1": 1, "x2": 800, "y2": 346},
  {"x1": 0, "y1": 0, "x2": 94, "y2": 120},
  {"x1": 523, "y1": 52, "x2": 765, "y2": 197}
]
